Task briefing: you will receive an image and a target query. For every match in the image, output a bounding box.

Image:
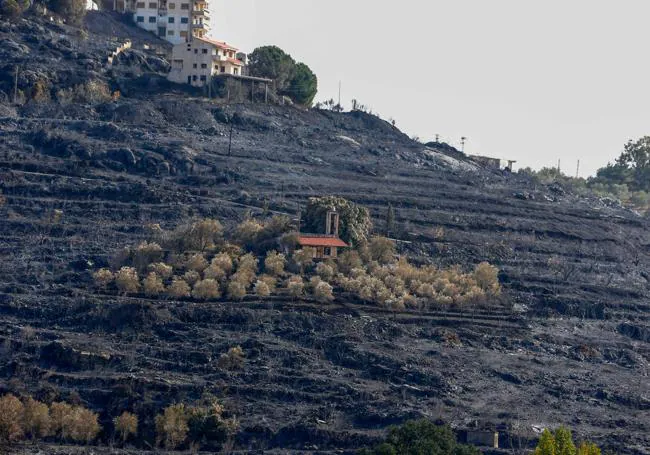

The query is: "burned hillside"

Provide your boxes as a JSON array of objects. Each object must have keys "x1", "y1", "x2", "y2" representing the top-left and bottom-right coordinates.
[{"x1": 0, "y1": 10, "x2": 649, "y2": 455}]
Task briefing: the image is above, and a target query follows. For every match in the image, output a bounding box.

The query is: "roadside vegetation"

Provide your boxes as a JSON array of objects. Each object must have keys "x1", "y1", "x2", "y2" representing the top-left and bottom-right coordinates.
[{"x1": 93, "y1": 197, "x2": 502, "y2": 311}]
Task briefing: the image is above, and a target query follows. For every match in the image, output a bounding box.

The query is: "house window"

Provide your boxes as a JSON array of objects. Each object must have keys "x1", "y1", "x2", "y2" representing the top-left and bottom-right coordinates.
[
  {"x1": 200, "y1": 63, "x2": 207, "y2": 68},
  {"x1": 136, "y1": 15, "x2": 144, "y2": 22},
  {"x1": 136, "y1": 1, "x2": 144, "y2": 7},
  {"x1": 324, "y1": 247, "x2": 332, "y2": 257},
  {"x1": 148, "y1": 2, "x2": 156, "y2": 8},
  {"x1": 202, "y1": 49, "x2": 207, "y2": 54},
  {"x1": 148, "y1": 16, "x2": 156, "y2": 22},
  {"x1": 200, "y1": 75, "x2": 206, "y2": 81},
  {"x1": 192, "y1": 75, "x2": 197, "y2": 81},
  {"x1": 220, "y1": 66, "x2": 225, "y2": 73},
  {"x1": 180, "y1": 17, "x2": 188, "y2": 23},
  {"x1": 180, "y1": 31, "x2": 188, "y2": 37},
  {"x1": 168, "y1": 2, "x2": 175, "y2": 7},
  {"x1": 180, "y1": 2, "x2": 189, "y2": 8},
  {"x1": 194, "y1": 49, "x2": 197, "y2": 54},
  {"x1": 192, "y1": 63, "x2": 197, "y2": 68},
  {"x1": 167, "y1": 30, "x2": 174, "y2": 35},
  {"x1": 234, "y1": 68, "x2": 239, "y2": 75},
  {"x1": 168, "y1": 16, "x2": 174, "y2": 23}
]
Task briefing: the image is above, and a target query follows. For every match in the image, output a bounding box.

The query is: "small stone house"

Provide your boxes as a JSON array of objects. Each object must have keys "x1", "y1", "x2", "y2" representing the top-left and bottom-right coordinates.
[{"x1": 297, "y1": 210, "x2": 348, "y2": 259}]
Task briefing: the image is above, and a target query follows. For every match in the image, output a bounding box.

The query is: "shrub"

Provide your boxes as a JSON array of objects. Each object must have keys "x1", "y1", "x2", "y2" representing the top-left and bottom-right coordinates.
[
  {"x1": 254, "y1": 280, "x2": 271, "y2": 297},
  {"x1": 578, "y1": 442, "x2": 601, "y2": 455},
  {"x1": 473, "y1": 262, "x2": 500, "y2": 294},
  {"x1": 186, "y1": 219, "x2": 223, "y2": 251},
  {"x1": 257, "y1": 274, "x2": 277, "y2": 292},
  {"x1": 147, "y1": 262, "x2": 173, "y2": 279},
  {"x1": 22, "y1": 397, "x2": 51, "y2": 440},
  {"x1": 292, "y1": 248, "x2": 314, "y2": 272},
  {"x1": 133, "y1": 242, "x2": 163, "y2": 272},
  {"x1": 183, "y1": 270, "x2": 201, "y2": 286},
  {"x1": 211, "y1": 253, "x2": 233, "y2": 274},
  {"x1": 186, "y1": 254, "x2": 208, "y2": 272},
  {"x1": 203, "y1": 264, "x2": 226, "y2": 281},
  {"x1": 167, "y1": 277, "x2": 191, "y2": 298},
  {"x1": 47, "y1": 0, "x2": 86, "y2": 24},
  {"x1": 93, "y1": 268, "x2": 114, "y2": 288},
  {"x1": 50, "y1": 402, "x2": 74, "y2": 440},
  {"x1": 113, "y1": 411, "x2": 138, "y2": 444},
  {"x1": 0, "y1": 0, "x2": 25, "y2": 19},
  {"x1": 186, "y1": 400, "x2": 237, "y2": 446},
  {"x1": 313, "y1": 280, "x2": 334, "y2": 303},
  {"x1": 316, "y1": 262, "x2": 335, "y2": 281},
  {"x1": 68, "y1": 407, "x2": 100, "y2": 443},
  {"x1": 0, "y1": 394, "x2": 24, "y2": 443},
  {"x1": 227, "y1": 280, "x2": 247, "y2": 301},
  {"x1": 143, "y1": 272, "x2": 165, "y2": 296},
  {"x1": 337, "y1": 249, "x2": 363, "y2": 274},
  {"x1": 237, "y1": 253, "x2": 258, "y2": 275},
  {"x1": 368, "y1": 236, "x2": 396, "y2": 264},
  {"x1": 192, "y1": 279, "x2": 221, "y2": 300},
  {"x1": 234, "y1": 219, "x2": 263, "y2": 247},
  {"x1": 217, "y1": 346, "x2": 244, "y2": 370},
  {"x1": 286, "y1": 275, "x2": 304, "y2": 298},
  {"x1": 115, "y1": 267, "x2": 140, "y2": 294},
  {"x1": 304, "y1": 196, "x2": 373, "y2": 245},
  {"x1": 155, "y1": 404, "x2": 188, "y2": 449},
  {"x1": 264, "y1": 250, "x2": 286, "y2": 276}
]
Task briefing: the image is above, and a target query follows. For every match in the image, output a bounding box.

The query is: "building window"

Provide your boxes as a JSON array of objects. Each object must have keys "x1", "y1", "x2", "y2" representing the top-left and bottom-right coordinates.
[
  {"x1": 168, "y1": 2, "x2": 175, "y2": 7},
  {"x1": 193, "y1": 49, "x2": 197, "y2": 54},
  {"x1": 220, "y1": 66, "x2": 225, "y2": 73},
  {"x1": 180, "y1": 16, "x2": 188, "y2": 23},
  {"x1": 180, "y1": 31, "x2": 188, "y2": 37},
  {"x1": 202, "y1": 49, "x2": 207, "y2": 54},
  {"x1": 200, "y1": 75, "x2": 206, "y2": 81},
  {"x1": 168, "y1": 16, "x2": 174, "y2": 23},
  {"x1": 192, "y1": 75, "x2": 197, "y2": 81},
  {"x1": 148, "y1": 2, "x2": 156, "y2": 8},
  {"x1": 136, "y1": 15, "x2": 144, "y2": 21},
  {"x1": 136, "y1": 1, "x2": 144, "y2": 7},
  {"x1": 180, "y1": 2, "x2": 189, "y2": 8},
  {"x1": 234, "y1": 68, "x2": 239, "y2": 75},
  {"x1": 200, "y1": 63, "x2": 207, "y2": 68},
  {"x1": 148, "y1": 16, "x2": 156, "y2": 22},
  {"x1": 192, "y1": 63, "x2": 197, "y2": 68},
  {"x1": 167, "y1": 30, "x2": 174, "y2": 35}
]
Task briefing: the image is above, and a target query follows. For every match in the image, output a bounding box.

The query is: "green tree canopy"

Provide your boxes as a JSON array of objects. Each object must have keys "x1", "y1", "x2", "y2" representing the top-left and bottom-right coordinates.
[
  {"x1": 303, "y1": 196, "x2": 372, "y2": 245},
  {"x1": 247, "y1": 45, "x2": 318, "y2": 106},
  {"x1": 247, "y1": 46, "x2": 296, "y2": 92},
  {"x1": 362, "y1": 420, "x2": 479, "y2": 455},
  {"x1": 288, "y1": 62, "x2": 317, "y2": 106}
]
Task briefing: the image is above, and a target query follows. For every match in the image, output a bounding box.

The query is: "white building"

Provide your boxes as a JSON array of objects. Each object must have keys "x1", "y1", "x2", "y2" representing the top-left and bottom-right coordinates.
[
  {"x1": 168, "y1": 37, "x2": 244, "y2": 86},
  {"x1": 130, "y1": 0, "x2": 209, "y2": 44}
]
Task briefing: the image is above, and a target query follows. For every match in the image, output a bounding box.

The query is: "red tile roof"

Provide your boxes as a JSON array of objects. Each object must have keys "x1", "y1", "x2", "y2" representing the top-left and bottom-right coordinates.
[
  {"x1": 196, "y1": 37, "x2": 239, "y2": 51},
  {"x1": 298, "y1": 235, "x2": 348, "y2": 248}
]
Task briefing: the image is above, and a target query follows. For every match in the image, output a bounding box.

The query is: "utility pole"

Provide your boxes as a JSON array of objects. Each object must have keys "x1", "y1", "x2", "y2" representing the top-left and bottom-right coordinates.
[
  {"x1": 338, "y1": 80, "x2": 341, "y2": 110},
  {"x1": 576, "y1": 160, "x2": 580, "y2": 178},
  {"x1": 460, "y1": 136, "x2": 467, "y2": 152},
  {"x1": 557, "y1": 159, "x2": 561, "y2": 173},
  {"x1": 435, "y1": 134, "x2": 440, "y2": 143}
]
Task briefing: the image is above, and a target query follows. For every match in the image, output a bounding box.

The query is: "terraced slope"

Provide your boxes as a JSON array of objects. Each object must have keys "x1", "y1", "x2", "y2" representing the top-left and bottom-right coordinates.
[{"x1": 0, "y1": 11, "x2": 649, "y2": 455}]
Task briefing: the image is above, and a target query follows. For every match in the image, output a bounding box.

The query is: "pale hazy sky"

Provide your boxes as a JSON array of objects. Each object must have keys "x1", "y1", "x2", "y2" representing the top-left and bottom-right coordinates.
[{"x1": 215, "y1": 1, "x2": 650, "y2": 176}]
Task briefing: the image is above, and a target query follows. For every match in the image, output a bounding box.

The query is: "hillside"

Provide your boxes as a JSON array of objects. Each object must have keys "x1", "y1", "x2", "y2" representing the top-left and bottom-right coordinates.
[{"x1": 0, "y1": 11, "x2": 649, "y2": 454}]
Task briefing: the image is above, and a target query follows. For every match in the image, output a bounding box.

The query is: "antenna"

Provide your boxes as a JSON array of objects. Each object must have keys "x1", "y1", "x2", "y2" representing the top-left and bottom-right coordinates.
[{"x1": 460, "y1": 137, "x2": 467, "y2": 152}]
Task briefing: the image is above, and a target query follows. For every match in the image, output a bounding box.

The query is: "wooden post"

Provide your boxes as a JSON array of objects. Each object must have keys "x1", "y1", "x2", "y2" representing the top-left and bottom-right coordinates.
[
  {"x1": 13, "y1": 66, "x2": 18, "y2": 104},
  {"x1": 228, "y1": 120, "x2": 233, "y2": 156}
]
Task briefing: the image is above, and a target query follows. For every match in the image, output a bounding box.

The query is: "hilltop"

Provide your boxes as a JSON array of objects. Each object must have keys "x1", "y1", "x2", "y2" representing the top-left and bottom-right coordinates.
[{"x1": 0, "y1": 11, "x2": 649, "y2": 454}]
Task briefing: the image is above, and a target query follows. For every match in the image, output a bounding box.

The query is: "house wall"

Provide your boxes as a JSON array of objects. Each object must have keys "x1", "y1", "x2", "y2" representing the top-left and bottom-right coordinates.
[
  {"x1": 133, "y1": 0, "x2": 192, "y2": 44},
  {"x1": 168, "y1": 40, "x2": 217, "y2": 86},
  {"x1": 466, "y1": 431, "x2": 499, "y2": 448}
]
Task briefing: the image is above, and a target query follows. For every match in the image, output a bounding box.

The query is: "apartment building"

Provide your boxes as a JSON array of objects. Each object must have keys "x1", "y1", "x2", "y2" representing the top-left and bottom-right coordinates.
[
  {"x1": 131, "y1": 0, "x2": 209, "y2": 44},
  {"x1": 168, "y1": 37, "x2": 244, "y2": 86}
]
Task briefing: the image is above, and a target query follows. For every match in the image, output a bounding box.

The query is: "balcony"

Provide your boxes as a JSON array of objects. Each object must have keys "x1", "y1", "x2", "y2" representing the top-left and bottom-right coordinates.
[{"x1": 191, "y1": 22, "x2": 207, "y2": 30}]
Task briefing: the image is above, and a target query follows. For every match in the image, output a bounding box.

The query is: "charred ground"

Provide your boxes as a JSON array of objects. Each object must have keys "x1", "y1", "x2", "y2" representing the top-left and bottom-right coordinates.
[{"x1": 0, "y1": 11, "x2": 649, "y2": 455}]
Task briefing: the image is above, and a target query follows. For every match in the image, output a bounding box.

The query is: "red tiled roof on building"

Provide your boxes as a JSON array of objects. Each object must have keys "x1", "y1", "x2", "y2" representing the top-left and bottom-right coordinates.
[
  {"x1": 196, "y1": 37, "x2": 239, "y2": 51},
  {"x1": 297, "y1": 235, "x2": 348, "y2": 248}
]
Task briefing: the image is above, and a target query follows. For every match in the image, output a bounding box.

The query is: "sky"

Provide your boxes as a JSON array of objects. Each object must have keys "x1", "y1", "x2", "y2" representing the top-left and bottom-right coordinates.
[{"x1": 214, "y1": 1, "x2": 650, "y2": 177}]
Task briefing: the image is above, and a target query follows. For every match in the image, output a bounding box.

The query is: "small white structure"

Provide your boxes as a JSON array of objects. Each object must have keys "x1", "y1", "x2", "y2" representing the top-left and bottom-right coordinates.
[{"x1": 168, "y1": 37, "x2": 244, "y2": 86}]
